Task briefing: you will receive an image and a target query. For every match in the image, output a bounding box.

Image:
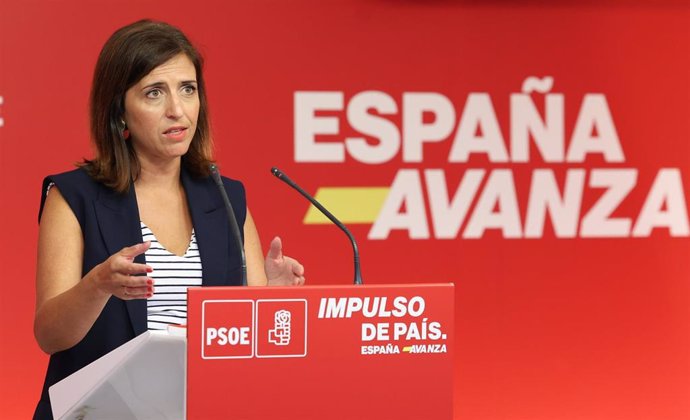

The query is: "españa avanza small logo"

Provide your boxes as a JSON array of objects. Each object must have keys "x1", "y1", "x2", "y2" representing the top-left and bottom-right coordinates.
[{"x1": 268, "y1": 310, "x2": 291, "y2": 346}]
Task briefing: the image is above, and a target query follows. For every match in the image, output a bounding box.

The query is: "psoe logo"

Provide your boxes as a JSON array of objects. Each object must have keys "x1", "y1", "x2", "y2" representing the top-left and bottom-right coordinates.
[
  {"x1": 269, "y1": 310, "x2": 292, "y2": 345},
  {"x1": 202, "y1": 299, "x2": 254, "y2": 360},
  {"x1": 256, "y1": 300, "x2": 307, "y2": 358},
  {"x1": 201, "y1": 299, "x2": 307, "y2": 360}
]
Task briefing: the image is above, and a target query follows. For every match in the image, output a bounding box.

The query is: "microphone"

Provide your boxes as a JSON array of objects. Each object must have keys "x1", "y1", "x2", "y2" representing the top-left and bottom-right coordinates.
[
  {"x1": 209, "y1": 164, "x2": 247, "y2": 286},
  {"x1": 271, "y1": 167, "x2": 363, "y2": 285}
]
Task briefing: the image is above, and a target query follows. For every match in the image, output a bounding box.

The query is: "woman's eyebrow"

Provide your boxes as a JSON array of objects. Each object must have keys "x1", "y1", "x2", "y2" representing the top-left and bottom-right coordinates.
[
  {"x1": 140, "y1": 81, "x2": 167, "y2": 90},
  {"x1": 140, "y1": 79, "x2": 197, "y2": 89}
]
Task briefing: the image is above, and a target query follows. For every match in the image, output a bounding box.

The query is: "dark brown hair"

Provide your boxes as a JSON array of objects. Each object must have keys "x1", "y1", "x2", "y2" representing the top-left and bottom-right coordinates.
[{"x1": 83, "y1": 19, "x2": 213, "y2": 192}]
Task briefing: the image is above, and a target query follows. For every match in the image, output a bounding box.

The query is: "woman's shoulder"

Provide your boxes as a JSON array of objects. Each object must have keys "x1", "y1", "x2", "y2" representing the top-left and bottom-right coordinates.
[
  {"x1": 39, "y1": 167, "x2": 111, "y2": 223},
  {"x1": 46, "y1": 167, "x2": 95, "y2": 183},
  {"x1": 220, "y1": 174, "x2": 245, "y2": 193},
  {"x1": 183, "y1": 166, "x2": 245, "y2": 198},
  {"x1": 43, "y1": 167, "x2": 105, "y2": 197}
]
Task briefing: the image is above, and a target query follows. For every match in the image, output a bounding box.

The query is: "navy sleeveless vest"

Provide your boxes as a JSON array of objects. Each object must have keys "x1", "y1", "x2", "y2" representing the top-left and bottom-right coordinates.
[{"x1": 33, "y1": 167, "x2": 246, "y2": 419}]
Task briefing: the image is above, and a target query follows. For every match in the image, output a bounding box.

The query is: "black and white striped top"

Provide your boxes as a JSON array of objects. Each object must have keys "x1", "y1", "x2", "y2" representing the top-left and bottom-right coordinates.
[{"x1": 141, "y1": 222, "x2": 203, "y2": 331}]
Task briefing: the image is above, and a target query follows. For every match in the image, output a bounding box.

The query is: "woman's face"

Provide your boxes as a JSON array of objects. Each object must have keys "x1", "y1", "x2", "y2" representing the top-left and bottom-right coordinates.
[{"x1": 123, "y1": 53, "x2": 200, "y2": 166}]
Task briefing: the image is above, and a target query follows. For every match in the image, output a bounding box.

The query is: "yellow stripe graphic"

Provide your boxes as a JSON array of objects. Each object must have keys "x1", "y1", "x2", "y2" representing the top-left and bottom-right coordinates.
[
  {"x1": 303, "y1": 187, "x2": 390, "y2": 224},
  {"x1": 403, "y1": 346, "x2": 412, "y2": 352}
]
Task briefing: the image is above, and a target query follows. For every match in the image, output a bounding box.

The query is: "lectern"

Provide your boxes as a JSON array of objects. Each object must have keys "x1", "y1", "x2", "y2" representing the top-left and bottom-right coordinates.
[
  {"x1": 187, "y1": 283, "x2": 454, "y2": 419},
  {"x1": 50, "y1": 283, "x2": 454, "y2": 419}
]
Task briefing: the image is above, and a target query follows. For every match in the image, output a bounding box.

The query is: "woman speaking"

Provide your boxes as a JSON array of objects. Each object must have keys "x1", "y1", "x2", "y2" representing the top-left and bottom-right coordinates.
[{"x1": 33, "y1": 20, "x2": 305, "y2": 419}]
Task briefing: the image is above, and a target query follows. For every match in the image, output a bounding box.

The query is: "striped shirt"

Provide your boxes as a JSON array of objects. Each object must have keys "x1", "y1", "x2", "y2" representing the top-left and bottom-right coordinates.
[{"x1": 142, "y1": 222, "x2": 202, "y2": 331}]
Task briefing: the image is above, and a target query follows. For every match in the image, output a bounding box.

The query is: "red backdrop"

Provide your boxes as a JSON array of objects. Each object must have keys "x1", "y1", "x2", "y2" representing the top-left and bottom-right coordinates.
[{"x1": 1, "y1": 1, "x2": 688, "y2": 419}]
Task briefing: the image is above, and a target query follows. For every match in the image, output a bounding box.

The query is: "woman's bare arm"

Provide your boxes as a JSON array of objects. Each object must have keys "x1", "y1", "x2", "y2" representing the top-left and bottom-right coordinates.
[{"x1": 34, "y1": 187, "x2": 152, "y2": 354}]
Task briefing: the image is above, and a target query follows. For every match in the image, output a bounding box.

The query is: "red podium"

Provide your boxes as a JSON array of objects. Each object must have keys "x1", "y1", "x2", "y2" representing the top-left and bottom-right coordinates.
[{"x1": 187, "y1": 283, "x2": 454, "y2": 419}]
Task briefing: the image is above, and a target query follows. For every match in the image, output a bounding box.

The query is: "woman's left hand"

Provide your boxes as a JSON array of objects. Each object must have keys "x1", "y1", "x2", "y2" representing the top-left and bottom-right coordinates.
[{"x1": 264, "y1": 237, "x2": 306, "y2": 286}]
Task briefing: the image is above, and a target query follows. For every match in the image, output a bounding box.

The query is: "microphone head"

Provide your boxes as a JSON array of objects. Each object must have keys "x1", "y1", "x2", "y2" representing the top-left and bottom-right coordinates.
[
  {"x1": 270, "y1": 166, "x2": 297, "y2": 187},
  {"x1": 209, "y1": 163, "x2": 223, "y2": 186}
]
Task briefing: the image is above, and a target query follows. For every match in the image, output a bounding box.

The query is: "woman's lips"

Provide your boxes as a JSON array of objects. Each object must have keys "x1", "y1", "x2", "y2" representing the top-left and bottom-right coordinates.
[{"x1": 163, "y1": 127, "x2": 187, "y2": 139}]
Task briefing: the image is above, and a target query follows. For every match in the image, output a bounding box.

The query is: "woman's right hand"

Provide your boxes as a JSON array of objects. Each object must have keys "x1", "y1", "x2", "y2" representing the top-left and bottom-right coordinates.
[{"x1": 91, "y1": 242, "x2": 155, "y2": 300}]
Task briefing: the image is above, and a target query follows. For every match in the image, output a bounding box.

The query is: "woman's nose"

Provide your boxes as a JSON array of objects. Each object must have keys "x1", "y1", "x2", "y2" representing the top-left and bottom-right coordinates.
[{"x1": 166, "y1": 94, "x2": 184, "y2": 119}]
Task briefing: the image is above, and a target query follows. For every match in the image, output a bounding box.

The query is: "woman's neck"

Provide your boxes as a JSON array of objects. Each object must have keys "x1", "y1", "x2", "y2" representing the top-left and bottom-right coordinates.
[{"x1": 135, "y1": 157, "x2": 182, "y2": 191}]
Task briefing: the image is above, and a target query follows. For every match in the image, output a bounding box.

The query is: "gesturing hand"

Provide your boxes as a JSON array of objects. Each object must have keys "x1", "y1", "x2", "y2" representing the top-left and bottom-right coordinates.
[
  {"x1": 91, "y1": 242, "x2": 154, "y2": 300},
  {"x1": 265, "y1": 237, "x2": 306, "y2": 286}
]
